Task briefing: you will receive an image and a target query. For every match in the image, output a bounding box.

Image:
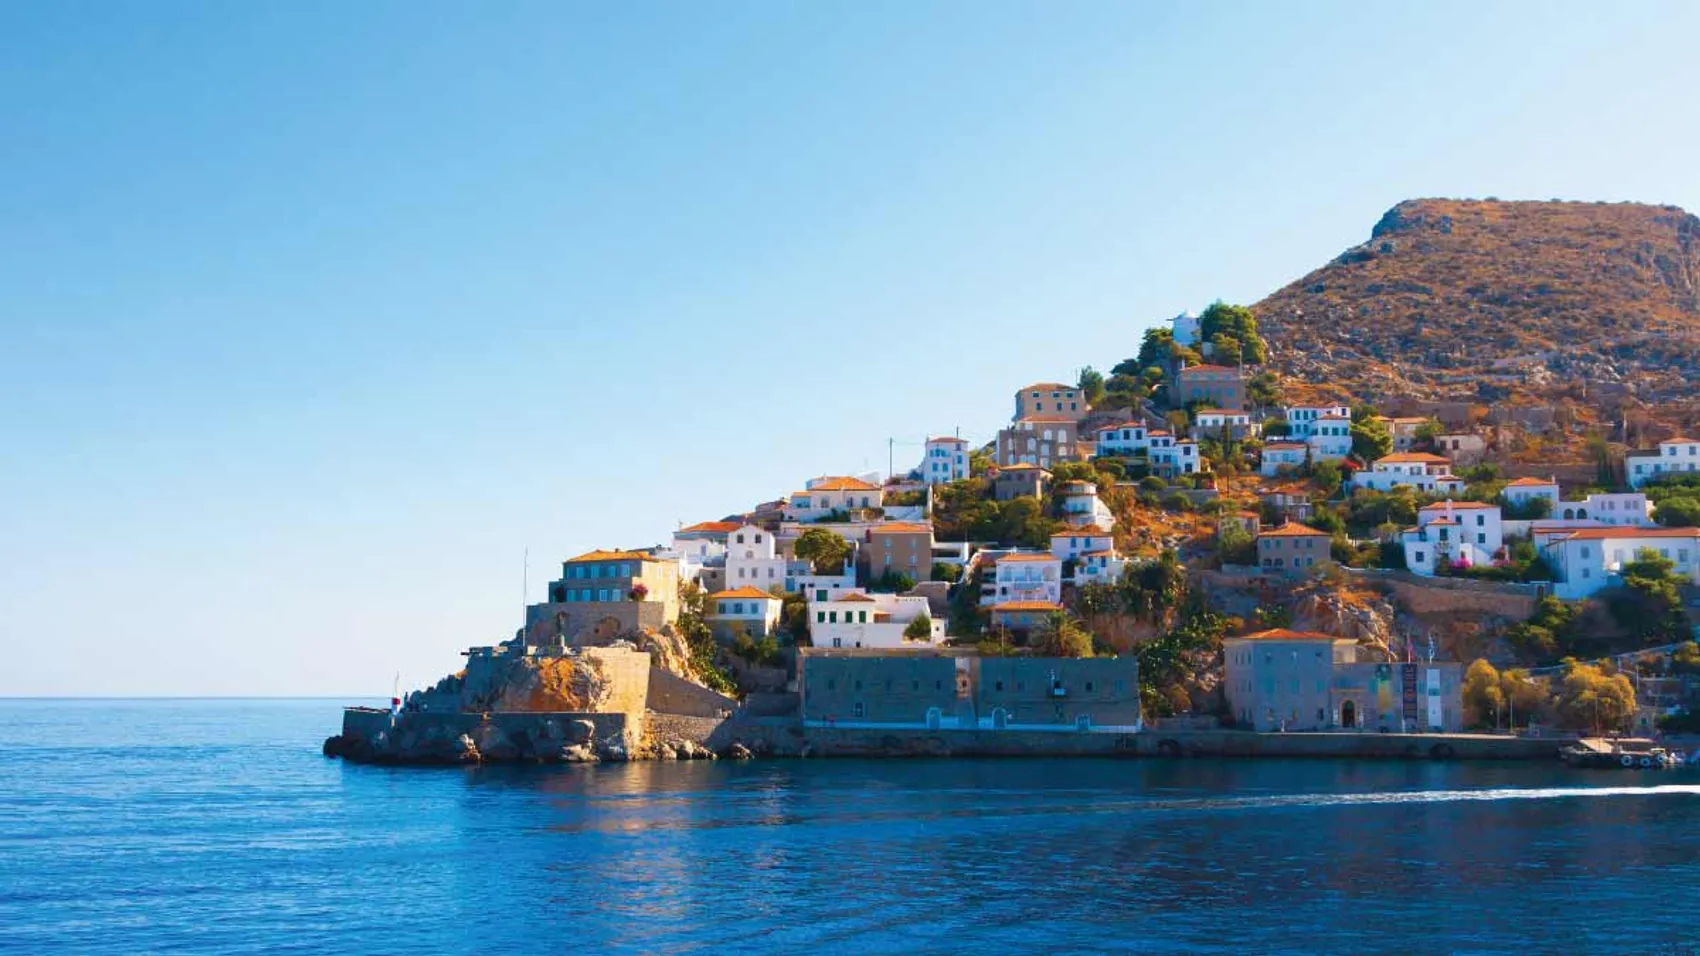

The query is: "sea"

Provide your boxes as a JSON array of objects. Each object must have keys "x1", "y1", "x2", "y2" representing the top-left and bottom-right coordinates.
[{"x1": 1, "y1": 699, "x2": 1697, "y2": 956}]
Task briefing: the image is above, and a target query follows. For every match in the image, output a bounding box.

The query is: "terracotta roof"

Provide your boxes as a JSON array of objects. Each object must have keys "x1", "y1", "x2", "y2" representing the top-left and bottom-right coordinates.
[
  {"x1": 995, "y1": 463, "x2": 1048, "y2": 472},
  {"x1": 1318, "y1": 415, "x2": 1351, "y2": 421},
  {"x1": 1052, "y1": 525, "x2": 1110, "y2": 537},
  {"x1": 1148, "y1": 429, "x2": 1172, "y2": 437},
  {"x1": 678, "y1": 521, "x2": 742, "y2": 534},
  {"x1": 1660, "y1": 437, "x2": 1700, "y2": 445},
  {"x1": 1095, "y1": 422, "x2": 1140, "y2": 433},
  {"x1": 806, "y1": 476, "x2": 881, "y2": 492},
  {"x1": 997, "y1": 553, "x2": 1060, "y2": 563},
  {"x1": 1020, "y1": 382, "x2": 1075, "y2": 392},
  {"x1": 1418, "y1": 500, "x2": 1498, "y2": 511},
  {"x1": 1504, "y1": 477, "x2": 1558, "y2": 487},
  {"x1": 1177, "y1": 364, "x2": 1239, "y2": 374},
  {"x1": 870, "y1": 522, "x2": 934, "y2": 534},
  {"x1": 1558, "y1": 528, "x2": 1700, "y2": 541},
  {"x1": 1231, "y1": 628, "x2": 1351, "y2": 642},
  {"x1": 1082, "y1": 549, "x2": 1118, "y2": 557},
  {"x1": 1263, "y1": 441, "x2": 1308, "y2": 451},
  {"x1": 835, "y1": 592, "x2": 879, "y2": 603},
  {"x1": 1259, "y1": 522, "x2": 1330, "y2": 538},
  {"x1": 927, "y1": 436, "x2": 968, "y2": 444},
  {"x1": 1236, "y1": 510, "x2": 1261, "y2": 518},
  {"x1": 709, "y1": 586, "x2": 778, "y2": 601},
  {"x1": 1194, "y1": 408, "x2": 1243, "y2": 416},
  {"x1": 1424, "y1": 517, "x2": 1459, "y2": 526},
  {"x1": 1373, "y1": 452, "x2": 1452, "y2": 465},
  {"x1": 1016, "y1": 415, "x2": 1078, "y2": 424},
  {"x1": 564, "y1": 549, "x2": 664, "y2": 564},
  {"x1": 991, "y1": 601, "x2": 1063, "y2": 612}
]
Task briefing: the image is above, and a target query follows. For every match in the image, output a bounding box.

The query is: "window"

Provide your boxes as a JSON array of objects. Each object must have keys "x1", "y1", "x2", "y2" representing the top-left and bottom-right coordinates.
[
  {"x1": 996, "y1": 681, "x2": 1004, "y2": 691},
  {"x1": 816, "y1": 589, "x2": 828, "y2": 601},
  {"x1": 853, "y1": 702, "x2": 865, "y2": 718},
  {"x1": 826, "y1": 679, "x2": 835, "y2": 690},
  {"x1": 1085, "y1": 681, "x2": 1095, "y2": 692},
  {"x1": 816, "y1": 611, "x2": 825, "y2": 623},
  {"x1": 736, "y1": 533, "x2": 745, "y2": 543},
  {"x1": 829, "y1": 611, "x2": 838, "y2": 623}
]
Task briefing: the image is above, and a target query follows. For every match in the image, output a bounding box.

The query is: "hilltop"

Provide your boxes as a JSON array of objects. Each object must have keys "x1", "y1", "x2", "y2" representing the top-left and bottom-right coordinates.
[{"x1": 1252, "y1": 198, "x2": 1700, "y2": 415}]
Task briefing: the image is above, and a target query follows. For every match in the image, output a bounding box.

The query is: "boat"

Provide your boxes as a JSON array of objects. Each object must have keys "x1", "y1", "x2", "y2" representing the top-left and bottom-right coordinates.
[{"x1": 1560, "y1": 737, "x2": 1672, "y2": 769}]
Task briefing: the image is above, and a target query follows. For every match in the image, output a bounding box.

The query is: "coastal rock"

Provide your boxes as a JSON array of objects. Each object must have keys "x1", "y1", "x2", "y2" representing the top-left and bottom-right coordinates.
[
  {"x1": 570, "y1": 719, "x2": 597, "y2": 744},
  {"x1": 656, "y1": 743, "x2": 678, "y2": 760},
  {"x1": 598, "y1": 742, "x2": 628, "y2": 762},
  {"x1": 560, "y1": 744, "x2": 599, "y2": 763},
  {"x1": 727, "y1": 742, "x2": 753, "y2": 760}
]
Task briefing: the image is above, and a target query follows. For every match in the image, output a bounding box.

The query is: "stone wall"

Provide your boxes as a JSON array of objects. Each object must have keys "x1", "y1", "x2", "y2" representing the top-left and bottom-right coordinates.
[
  {"x1": 525, "y1": 601, "x2": 672, "y2": 644},
  {"x1": 1378, "y1": 572, "x2": 1539, "y2": 619},
  {"x1": 337, "y1": 707, "x2": 636, "y2": 761},
  {"x1": 647, "y1": 668, "x2": 737, "y2": 718},
  {"x1": 799, "y1": 726, "x2": 1563, "y2": 760}
]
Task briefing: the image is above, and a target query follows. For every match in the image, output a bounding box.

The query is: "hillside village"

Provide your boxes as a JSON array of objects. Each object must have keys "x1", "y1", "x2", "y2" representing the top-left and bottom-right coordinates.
[{"x1": 409, "y1": 293, "x2": 1700, "y2": 757}]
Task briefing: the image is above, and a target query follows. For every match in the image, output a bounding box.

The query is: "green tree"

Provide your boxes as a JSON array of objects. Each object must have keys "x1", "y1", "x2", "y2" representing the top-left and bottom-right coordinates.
[
  {"x1": 1654, "y1": 496, "x2": 1700, "y2": 527},
  {"x1": 1672, "y1": 641, "x2": 1700, "y2": 675},
  {"x1": 870, "y1": 570, "x2": 916, "y2": 593},
  {"x1": 930, "y1": 562, "x2": 962, "y2": 583},
  {"x1": 1413, "y1": 418, "x2": 1444, "y2": 449},
  {"x1": 779, "y1": 592, "x2": 811, "y2": 644},
  {"x1": 1247, "y1": 370, "x2": 1283, "y2": 408},
  {"x1": 794, "y1": 527, "x2": 852, "y2": 575},
  {"x1": 1077, "y1": 366, "x2": 1106, "y2": 406},
  {"x1": 903, "y1": 613, "x2": 933, "y2": 641},
  {"x1": 1461, "y1": 659, "x2": 1505, "y2": 729},
  {"x1": 1196, "y1": 301, "x2": 1266, "y2": 364},
  {"x1": 1500, "y1": 668, "x2": 1548, "y2": 729},
  {"x1": 969, "y1": 448, "x2": 994, "y2": 476},
  {"x1": 1312, "y1": 459, "x2": 1345, "y2": 496},
  {"x1": 1216, "y1": 520, "x2": 1257, "y2": 567},
  {"x1": 1350, "y1": 416, "x2": 1393, "y2": 461},
  {"x1": 675, "y1": 582, "x2": 738, "y2": 695},
  {"x1": 1034, "y1": 611, "x2": 1095, "y2": 658},
  {"x1": 1609, "y1": 548, "x2": 1691, "y2": 644}
]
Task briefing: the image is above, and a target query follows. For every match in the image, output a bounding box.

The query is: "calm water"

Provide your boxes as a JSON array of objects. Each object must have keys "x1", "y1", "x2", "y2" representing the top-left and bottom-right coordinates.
[{"x1": 2, "y1": 700, "x2": 1698, "y2": 955}]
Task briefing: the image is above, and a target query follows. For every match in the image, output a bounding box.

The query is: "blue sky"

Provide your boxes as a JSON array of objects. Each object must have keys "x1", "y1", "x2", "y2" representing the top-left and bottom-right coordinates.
[{"x1": 4, "y1": 2, "x2": 1698, "y2": 696}]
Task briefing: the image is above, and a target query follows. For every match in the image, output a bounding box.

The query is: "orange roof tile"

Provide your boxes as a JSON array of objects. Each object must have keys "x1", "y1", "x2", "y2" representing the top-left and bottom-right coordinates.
[
  {"x1": 1263, "y1": 441, "x2": 1308, "y2": 451},
  {"x1": 1418, "y1": 500, "x2": 1498, "y2": 510},
  {"x1": 1020, "y1": 382, "x2": 1075, "y2": 392},
  {"x1": 709, "y1": 586, "x2": 779, "y2": 601},
  {"x1": 1504, "y1": 477, "x2": 1558, "y2": 487},
  {"x1": 807, "y1": 476, "x2": 881, "y2": 492},
  {"x1": 1016, "y1": 415, "x2": 1078, "y2": 424},
  {"x1": 1231, "y1": 628, "x2": 1351, "y2": 642},
  {"x1": 1374, "y1": 453, "x2": 1452, "y2": 465},
  {"x1": 1052, "y1": 525, "x2": 1110, "y2": 537},
  {"x1": 1259, "y1": 522, "x2": 1330, "y2": 538},
  {"x1": 679, "y1": 521, "x2": 742, "y2": 534},
  {"x1": 927, "y1": 436, "x2": 968, "y2": 444},
  {"x1": 1661, "y1": 437, "x2": 1700, "y2": 445},
  {"x1": 997, "y1": 553, "x2": 1060, "y2": 563},
  {"x1": 564, "y1": 549, "x2": 663, "y2": 564},
  {"x1": 836, "y1": 592, "x2": 879, "y2": 603},
  {"x1": 991, "y1": 601, "x2": 1063, "y2": 612},
  {"x1": 996, "y1": 463, "x2": 1046, "y2": 471},
  {"x1": 870, "y1": 522, "x2": 934, "y2": 534},
  {"x1": 1177, "y1": 364, "x2": 1240, "y2": 374},
  {"x1": 1558, "y1": 528, "x2": 1700, "y2": 541}
]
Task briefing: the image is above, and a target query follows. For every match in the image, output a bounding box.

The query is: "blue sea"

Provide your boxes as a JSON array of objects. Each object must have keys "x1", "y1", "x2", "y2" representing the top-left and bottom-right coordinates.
[{"x1": 2, "y1": 699, "x2": 1698, "y2": 955}]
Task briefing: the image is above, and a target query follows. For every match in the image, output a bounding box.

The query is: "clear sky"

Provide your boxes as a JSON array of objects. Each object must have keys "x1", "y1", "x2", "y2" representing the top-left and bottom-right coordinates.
[{"x1": 4, "y1": 2, "x2": 1698, "y2": 696}]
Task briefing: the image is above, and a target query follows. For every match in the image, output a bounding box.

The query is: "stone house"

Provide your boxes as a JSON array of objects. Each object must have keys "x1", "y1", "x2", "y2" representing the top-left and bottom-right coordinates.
[
  {"x1": 707, "y1": 586, "x2": 782, "y2": 638},
  {"x1": 991, "y1": 463, "x2": 1051, "y2": 501},
  {"x1": 1013, "y1": 382, "x2": 1088, "y2": 421},
  {"x1": 798, "y1": 650, "x2": 1141, "y2": 730},
  {"x1": 866, "y1": 522, "x2": 934, "y2": 583},
  {"x1": 1256, "y1": 522, "x2": 1332, "y2": 573},
  {"x1": 1223, "y1": 629, "x2": 1462, "y2": 732},
  {"x1": 529, "y1": 549, "x2": 682, "y2": 642},
  {"x1": 1174, "y1": 364, "x2": 1247, "y2": 409},
  {"x1": 996, "y1": 416, "x2": 1082, "y2": 469}
]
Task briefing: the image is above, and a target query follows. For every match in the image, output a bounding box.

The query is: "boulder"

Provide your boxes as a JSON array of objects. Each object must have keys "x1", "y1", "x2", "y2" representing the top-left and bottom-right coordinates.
[
  {"x1": 726, "y1": 742, "x2": 753, "y2": 761},
  {"x1": 560, "y1": 744, "x2": 599, "y2": 764},
  {"x1": 656, "y1": 743, "x2": 678, "y2": 760}
]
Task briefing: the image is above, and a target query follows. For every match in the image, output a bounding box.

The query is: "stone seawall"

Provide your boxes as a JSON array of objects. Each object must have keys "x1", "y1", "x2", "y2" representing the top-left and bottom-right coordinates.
[
  {"x1": 327, "y1": 707, "x2": 635, "y2": 764},
  {"x1": 799, "y1": 728, "x2": 1564, "y2": 760}
]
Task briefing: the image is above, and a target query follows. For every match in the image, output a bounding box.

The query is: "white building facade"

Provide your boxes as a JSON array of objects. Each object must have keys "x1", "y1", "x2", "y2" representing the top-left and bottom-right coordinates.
[
  {"x1": 982, "y1": 553, "x2": 1063, "y2": 606},
  {"x1": 1544, "y1": 528, "x2": 1700, "y2": 600},
  {"x1": 1353, "y1": 453, "x2": 1464, "y2": 494},
  {"x1": 808, "y1": 590, "x2": 942, "y2": 649},
  {"x1": 920, "y1": 436, "x2": 970, "y2": 485}
]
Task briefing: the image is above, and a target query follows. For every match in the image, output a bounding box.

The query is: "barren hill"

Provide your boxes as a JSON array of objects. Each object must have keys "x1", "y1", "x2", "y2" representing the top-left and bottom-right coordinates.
[{"x1": 1253, "y1": 198, "x2": 1700, "y2": 411}]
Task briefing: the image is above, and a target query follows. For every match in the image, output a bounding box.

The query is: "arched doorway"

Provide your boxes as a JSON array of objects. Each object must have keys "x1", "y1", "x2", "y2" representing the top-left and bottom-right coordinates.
[
  {"x1": 925, "y1": 707, "x2": 942, "y2": 730},
  {"x1": 991, "y1": 707, "x2": 1009, "y2": 730},
  {"x1": 1341, "y1": 700, "x2": 1358, "y2": 728}
]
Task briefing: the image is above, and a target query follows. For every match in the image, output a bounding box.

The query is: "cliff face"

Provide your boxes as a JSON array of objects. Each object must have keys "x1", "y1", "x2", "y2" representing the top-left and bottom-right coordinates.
[{"x1": 1254, "y1": 198, "x2": 1700, "y2": 408}]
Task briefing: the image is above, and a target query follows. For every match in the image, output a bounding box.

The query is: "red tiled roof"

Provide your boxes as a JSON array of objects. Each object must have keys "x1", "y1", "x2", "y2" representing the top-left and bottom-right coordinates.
[
  {"x1": 1558, "y1": 528, "x2": 1700, "y2": 541},
  {"x1": 870, "y1": 522, "x2": 934, "y2": 534},
  {"x1": 679, "y1": 521, "x2": 742, "y2": 534},
  {"x1": 1418, "y1": 500, "x2": 1498, "y2": 510},
  {"x1": 1374, "y1": 453, "x2": 1452, "y2": 465},
  {"x1": 997, "y1": 553, "x2": 1060, "y2": 563},
  {"x1": 709, "y1": 586, "x2": 778, "y2": 601},
  {"x1": 1504, "y1": 477, "x2": 1558, "y2": 487},
  {"x1": 807, "y1": 476, "x2": 881, "y2": 491},
  {"x1": 1052, "y1": 525, "x2": 1110, "y2": 537},
  {"x1": 1232, "y1": 628, "x2": 1351, "y2": 642},
  {"x1": 991, "y1": 601, "x2": 1063, "y2": 612},
  {"x1": 1259, "y1": 522, "x2": 1330, "y2": 538},
  {"x1": 565, "y1": 549, "x2": 663, "y2": 563}
]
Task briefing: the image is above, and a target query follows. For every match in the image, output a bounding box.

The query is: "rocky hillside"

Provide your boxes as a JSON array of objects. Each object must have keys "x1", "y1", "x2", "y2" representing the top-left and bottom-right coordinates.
[{"x1": 1253, "y1": 198, "x2": 1700, "y2": 410}]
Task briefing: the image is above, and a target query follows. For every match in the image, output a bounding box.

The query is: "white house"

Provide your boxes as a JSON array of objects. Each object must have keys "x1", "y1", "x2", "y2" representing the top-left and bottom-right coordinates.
[
  {"x1": 1285, "y1": 404, "x2": 1352, "y2": 439},
  {"x1": 1094, "y1": 422, "x2": 1149, "y2": 456},
  {"x1": 1579, "y1": 492, "x2": 1654, "y2": 527},
  {"x1": 784, "y1": 476, "x2": 884, "y2": 521},
  {"x1": 1400, "y1": 501, "x2": 1503, "y2": 576},
  {"x1": 1193, "y1": 408, "x2": 1257, "y2": 440},
  {"x1": 1628, "y1": 437, "x2": 1700, "y2": 488},
  {"x1": 1050, "y1": 525, "x2": 1115, "y2": 561},
  {"x1": 1059, "y1": 480, "x2": 1116, "y2": 529},
  {"x1": 808, "y1": 590, "x2": 942, "y2": 649},
  {"x1": 1502, "y1": 477, "x2": 1560, "y2": 514},
  {"x1": 919, "y1": 436, "x2": 970, "y2": 485},
  {"x1": 708, "y1": 586, "x2": 783, "y2": 636},
  {"x1": 723, "y1": 523, "x2": 788, "y2": 591},
  {"x1": 1170, "y1": 311, "x2": 1200, "y2": 347},
  {"x1": 1152, "y1": 439, "x2": 1200, "y2": 477},
  {"x1": 982, "y1": 553, "x2": 1063, "y2": 606},
  {"x1": 1353, "y1": 453, "x2": 1464, "y2": 494},
  {"x1": 669, "y1": 520, "x2": 740, "y2": 583},
  {"x1": 1260, "y1": 441, "x2": 1309, "y2": 477},
  {"x1": 1543, "y1": 527, "x2": 1700, "y2": 600},
  {"x1": 1306, "y1": 415, "x2": 1353, "y2": 461},
  {"x1": 1051, "y1": 527, "x2": 1124, "y2": 585},
  {"x1": 793, "y1": 571, "x2": 859, "y2": 601}
]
